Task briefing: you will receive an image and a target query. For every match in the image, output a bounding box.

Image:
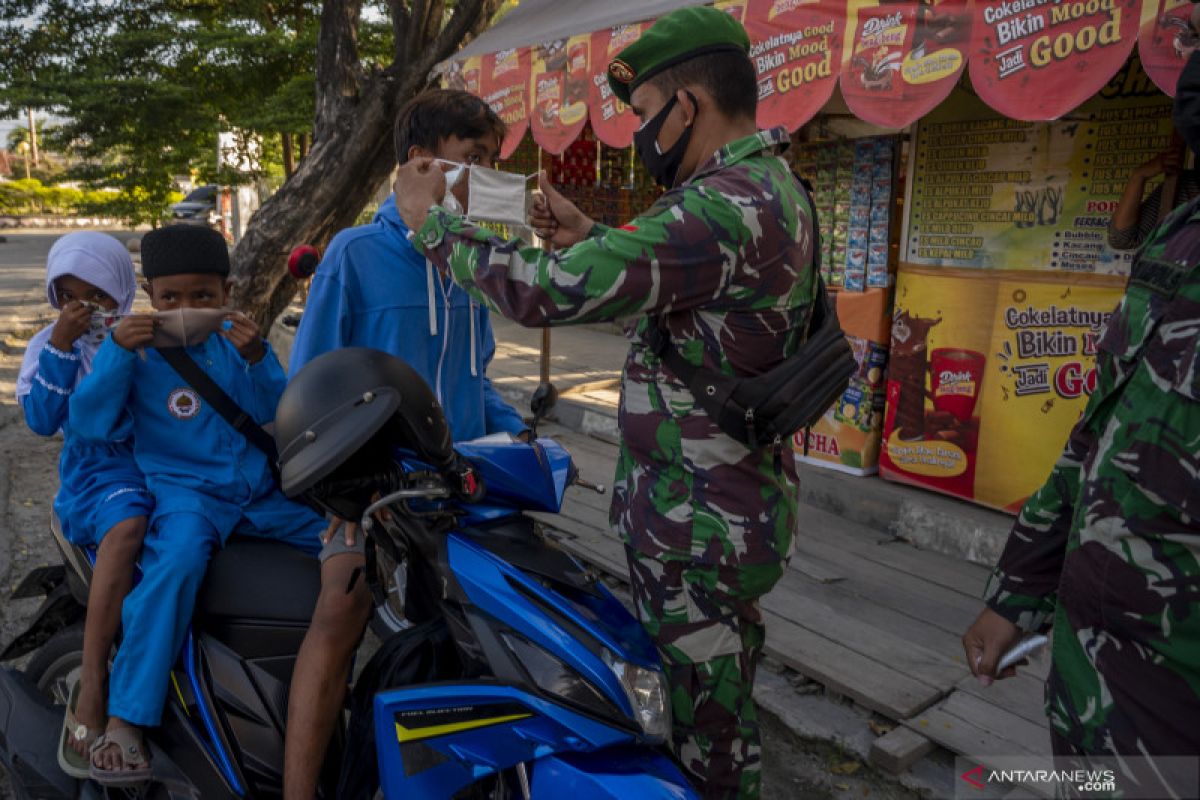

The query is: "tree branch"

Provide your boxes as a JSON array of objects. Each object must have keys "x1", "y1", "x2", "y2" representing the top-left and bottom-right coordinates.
[
  {"x1": 314, "y1": 0, "x2": 364, "y2": 142},
  {"x1": 388, "y1": 0, "x2": 411, "y2": 67},
  {"x1": 388, "y1": 0, "x2": 496, "y2": 88}
]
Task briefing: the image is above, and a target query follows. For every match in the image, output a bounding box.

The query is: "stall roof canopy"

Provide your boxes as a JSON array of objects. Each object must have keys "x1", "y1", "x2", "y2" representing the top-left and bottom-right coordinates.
[
  {"x1": 443, "y1": 0, "x2": 1183, "y2": 157},
  {"x1": 452, "y1": 0, "x2": 707, "y2": 61}
]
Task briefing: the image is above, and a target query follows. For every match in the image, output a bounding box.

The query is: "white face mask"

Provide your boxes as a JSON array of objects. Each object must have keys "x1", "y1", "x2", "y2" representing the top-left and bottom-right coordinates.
[
  {"x1": 86, "y1": 309, "x2": 123, "y2": 347},
  {"x1": 437, "y1": 159, "x2": 536, "y2": 228},
  {"x1": 150, "y1": 307, "x2": 230, "y2": 349}
]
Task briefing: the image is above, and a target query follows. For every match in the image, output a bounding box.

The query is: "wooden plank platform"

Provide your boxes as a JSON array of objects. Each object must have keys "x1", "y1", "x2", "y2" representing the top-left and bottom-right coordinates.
[{"x1": 538, "y1": 423, "x2": 1050, "y2": 777}]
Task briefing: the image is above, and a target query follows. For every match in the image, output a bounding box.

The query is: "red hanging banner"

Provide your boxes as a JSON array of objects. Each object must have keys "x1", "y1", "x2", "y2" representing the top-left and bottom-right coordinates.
[
  {"x1": 443, "y1": 55, "x2": 484, "y2": 95},
  {"x1": 969, "y1": 0, "x2": 1140, "y2": 121},
  {"x1": 481, "y1": 47, "x2": 532, "y2": 159},
  {"x1": 530, "y1": 36, "x2": 592, "y2": 155},
  {"x1": 744, "y1": 0, "x2": 846, "y2": 131},
  {"x1": 588, "y1": 23, "x2": 647, "y2": 148},
  {"x1": 840, "y1": 0, "x2": 971, "y2": 129},
  {"x1": 1139, "y1": 0, "x2": 1198, "y2": 96}
]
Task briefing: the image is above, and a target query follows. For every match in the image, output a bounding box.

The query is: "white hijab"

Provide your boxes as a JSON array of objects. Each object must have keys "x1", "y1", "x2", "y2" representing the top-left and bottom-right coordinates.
[{"x1": 16, "y1": 232, "x2": 138, "y2": 401}]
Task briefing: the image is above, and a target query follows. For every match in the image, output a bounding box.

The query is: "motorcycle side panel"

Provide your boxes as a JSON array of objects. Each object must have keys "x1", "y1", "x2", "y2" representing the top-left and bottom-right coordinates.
[
  {"x1": 0, "y1": 667, "x2": 76, "y2": 800},
  {"x1": 530, "y1": 746, "x2": 699, "y2": 799},
  {"x1": 373, "y1": 682, "x2": 633, "y2": 798}
]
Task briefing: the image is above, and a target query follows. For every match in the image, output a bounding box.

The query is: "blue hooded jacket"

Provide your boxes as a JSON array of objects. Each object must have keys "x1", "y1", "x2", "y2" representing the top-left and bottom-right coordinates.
[{"x1": 289, "y1": 195, "x2": 526, "y2": 441}]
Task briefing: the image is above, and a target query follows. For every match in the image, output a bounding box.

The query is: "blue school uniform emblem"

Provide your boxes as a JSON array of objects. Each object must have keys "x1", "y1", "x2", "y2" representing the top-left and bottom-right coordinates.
[{"x1": 167, "y1": 388, "x2": 201, "y2": 420}]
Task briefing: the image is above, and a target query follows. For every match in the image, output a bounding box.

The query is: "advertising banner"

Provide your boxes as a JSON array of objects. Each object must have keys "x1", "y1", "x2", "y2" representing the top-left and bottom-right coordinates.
[
  {"x1": 904, "y1": 83, "x2": 1174, "y2": 276},
  {"x1": 879, "y1": 267, "x2": 1125, "y2": 511},
  {"x1": 745, "y1": 0, "x2": 845, "y2": 131},
  {"x1": 797, "y1": 287, "x2": 892, "y2": 475},
  {"x1": 969, "y1": 0, "x2": 1140, "y2": 121},
  {"x1": 1139, "y1": 0, "x2": 1198, "y2": 96},
  {"x1": 840, "y1": 0, "x2": 971, "y2": 129},
  {"x1": 588, "y1": 24, "x2": 646, "y2": 148},
  {"x1": 443, "y1": 54, "x2": 484, "y2": 95},
  {"x1": 481, "y1": 47, "x2": 532, "y2": 159},
  {"x1": 529, "y1": 35, "x2": 592, "y2": 155}
]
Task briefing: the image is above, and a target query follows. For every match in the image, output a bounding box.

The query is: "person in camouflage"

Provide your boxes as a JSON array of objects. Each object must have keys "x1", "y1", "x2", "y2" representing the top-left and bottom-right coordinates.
[
  {"x1": 393, "y1": 8, "x2": 814, "y2": 798},
  {"x1": 963, "y1": 47, "x2": 1200, "y2": 798}
]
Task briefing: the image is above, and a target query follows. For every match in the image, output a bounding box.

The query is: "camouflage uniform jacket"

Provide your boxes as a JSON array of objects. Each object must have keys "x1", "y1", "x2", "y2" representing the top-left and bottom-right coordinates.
[
  {"x1": 417, "y1": 127, "x2": 815, "y2": 567},
  {"x1": 984, "y1": 198, "x2": 1200, "y2": 756}
]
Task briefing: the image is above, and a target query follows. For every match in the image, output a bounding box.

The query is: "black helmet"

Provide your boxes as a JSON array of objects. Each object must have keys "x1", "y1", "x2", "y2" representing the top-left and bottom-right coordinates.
[{"x1": 275, "y1": 348, "x2": 454, "y2": 499}]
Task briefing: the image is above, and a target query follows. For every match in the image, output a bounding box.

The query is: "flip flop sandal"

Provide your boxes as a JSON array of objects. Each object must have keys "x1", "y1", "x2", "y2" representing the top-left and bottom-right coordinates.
[
  {"x1": 56, "y1": 668, "x2": 98, "y2": 780},
  {"x1": 89, "y1": 726, "x2": 151, "y2": 787}
]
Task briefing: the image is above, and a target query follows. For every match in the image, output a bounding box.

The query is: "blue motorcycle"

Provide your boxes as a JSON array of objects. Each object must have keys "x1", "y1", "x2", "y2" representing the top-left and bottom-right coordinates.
[{"x1": 0, "y1": 347, "x2": 697, "y2": 799}]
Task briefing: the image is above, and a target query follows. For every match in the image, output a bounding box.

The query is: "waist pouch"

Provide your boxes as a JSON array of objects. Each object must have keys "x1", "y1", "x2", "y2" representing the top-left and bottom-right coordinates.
[{"x1": 645, "y1": 276, "x2": 855, "y2": 453}]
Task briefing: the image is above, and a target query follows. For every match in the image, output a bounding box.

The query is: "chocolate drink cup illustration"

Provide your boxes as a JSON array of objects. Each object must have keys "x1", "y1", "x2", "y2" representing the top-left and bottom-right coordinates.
[
  {"x1": 930, "y1": 348, "x2": 985, "y2": 422},
  {"x1": 889, "y1": 310, "x2": 942, "y2": 441},
  {"x1": 565, "y1": 42, "x2": 588, "y2": 106}
]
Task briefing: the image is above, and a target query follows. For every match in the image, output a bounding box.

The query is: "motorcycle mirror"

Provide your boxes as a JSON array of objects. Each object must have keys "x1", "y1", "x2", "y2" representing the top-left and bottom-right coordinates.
[{"x1": 529, "y1": 382, "x2": 558, "y2": 438}]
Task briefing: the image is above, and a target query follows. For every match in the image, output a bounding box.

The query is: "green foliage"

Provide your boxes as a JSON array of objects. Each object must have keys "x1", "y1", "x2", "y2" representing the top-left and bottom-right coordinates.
[
  {"x1": 1, "y1": 1, "x2": 324, "y2": 223},
  {"x1": 0, "y1": 176, "x2": 173, "y2": 220}
]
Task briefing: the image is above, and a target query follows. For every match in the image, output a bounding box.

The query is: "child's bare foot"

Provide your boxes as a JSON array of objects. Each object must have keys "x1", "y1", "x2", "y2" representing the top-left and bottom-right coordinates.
[
  {"x1": 90, "y1": 717, "x2": 150, "y2": 784},
  {"x1": 68, "y1": 668, "x2": 106, "y2": 758}
]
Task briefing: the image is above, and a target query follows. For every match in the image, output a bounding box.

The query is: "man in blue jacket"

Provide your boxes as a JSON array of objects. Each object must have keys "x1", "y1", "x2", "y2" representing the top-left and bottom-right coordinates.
[{"x1": 284, "y1": 89, "x2": 529, "y2": 798}]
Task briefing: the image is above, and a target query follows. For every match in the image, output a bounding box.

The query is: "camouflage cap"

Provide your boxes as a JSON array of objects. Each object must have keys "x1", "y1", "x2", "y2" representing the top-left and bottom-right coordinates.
[{"x1": 607, "y1": 6, "x2": 752, "y2": 105}]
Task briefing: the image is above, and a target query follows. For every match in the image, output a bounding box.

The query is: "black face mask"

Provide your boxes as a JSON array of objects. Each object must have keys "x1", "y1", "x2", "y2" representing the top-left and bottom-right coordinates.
[
  {"x1": 1175, "y1": 49, "x2": 1200, "y2": 157},
  {"x1": 634, "y1": 91, "x2": 697, "y2": 188}
]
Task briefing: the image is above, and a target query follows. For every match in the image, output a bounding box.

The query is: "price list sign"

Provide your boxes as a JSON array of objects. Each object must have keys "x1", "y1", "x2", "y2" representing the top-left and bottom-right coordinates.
[{"x1": 904, "y1": 81, "x2": 1173, "y2": 276}]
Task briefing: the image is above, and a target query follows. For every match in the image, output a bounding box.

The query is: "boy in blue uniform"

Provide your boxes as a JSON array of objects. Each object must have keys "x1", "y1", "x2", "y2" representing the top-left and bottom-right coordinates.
[
  {"x1": 283, "y1": 89, "x2": 528, "y2": 798},
  {"x1": 71, "y1": 225, "x2": 326, "y2": 783}
]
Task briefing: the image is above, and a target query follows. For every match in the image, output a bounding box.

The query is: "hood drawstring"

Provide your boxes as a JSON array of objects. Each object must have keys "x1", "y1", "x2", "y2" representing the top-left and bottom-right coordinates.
[
  {"x1": 469, "y1": 300, "x2": 478, "y2": 377},
  {"x1": 426, "y1": 259, "x2": 438, "y2": 336}
]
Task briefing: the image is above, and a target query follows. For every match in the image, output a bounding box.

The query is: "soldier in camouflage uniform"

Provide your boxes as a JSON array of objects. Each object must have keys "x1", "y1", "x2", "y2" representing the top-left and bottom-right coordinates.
[
  {"x1": 963, "y1": 46, "x2": 1200, "y2": 798},
  {"x1": 393, "y1": 8, "x2": 813, "y2": 798}
]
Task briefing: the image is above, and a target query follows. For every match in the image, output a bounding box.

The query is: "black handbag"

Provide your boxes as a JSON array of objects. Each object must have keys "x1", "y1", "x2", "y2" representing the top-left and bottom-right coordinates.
[{"x1": 645, "y1": 178, "x2": 856, "y2": 459}]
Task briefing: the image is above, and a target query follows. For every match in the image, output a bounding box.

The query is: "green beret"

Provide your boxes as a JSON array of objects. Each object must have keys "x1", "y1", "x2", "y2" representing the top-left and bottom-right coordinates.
[{"x1": 607, "y1": 6, "x2": 751, "y2": 105}]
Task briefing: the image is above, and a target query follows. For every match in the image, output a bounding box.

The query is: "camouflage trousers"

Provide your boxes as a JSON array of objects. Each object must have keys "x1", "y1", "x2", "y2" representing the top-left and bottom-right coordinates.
[{"x1": 625, "y1": 545, "x2": 785, "y2": 800}]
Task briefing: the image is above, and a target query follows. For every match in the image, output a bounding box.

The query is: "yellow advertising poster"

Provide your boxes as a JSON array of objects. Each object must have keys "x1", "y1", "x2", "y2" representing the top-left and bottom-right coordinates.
[
  {"x1": 904, "y1": 70, "x2": 1173, "y2": 276},
  {"x1": 879, "y1": 266, "x2": 1125, "y2": 511},
  {"x1": 796, "y1": 288, "x2": 891, "y2": 475}
]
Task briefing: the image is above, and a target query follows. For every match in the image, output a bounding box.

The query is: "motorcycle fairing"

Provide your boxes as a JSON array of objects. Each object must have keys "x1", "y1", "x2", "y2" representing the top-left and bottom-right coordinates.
[
  {"x1": 531, "y1": 745, "x2": 697, "y2": 799},
  {"x1": 447, "y1": 532, "x2": 660, "y2": 718},
  {"x1": 373, "y1": 681, "x2": 634, "y2": 797}
]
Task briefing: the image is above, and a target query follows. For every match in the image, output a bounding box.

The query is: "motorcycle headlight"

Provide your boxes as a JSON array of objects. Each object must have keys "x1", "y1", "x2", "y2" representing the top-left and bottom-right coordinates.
[{"x1": 604, "y1": 651, "x2": 671, "y2": 743}]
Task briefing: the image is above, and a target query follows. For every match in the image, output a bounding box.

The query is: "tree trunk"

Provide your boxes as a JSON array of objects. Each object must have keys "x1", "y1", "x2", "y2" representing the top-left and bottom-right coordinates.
[
  {"x1": 230, "y1": 0, "x2": 499, "y2": 329},
  {"x1": 282, "y1": 133, "x2": 295, "y2": 178}
]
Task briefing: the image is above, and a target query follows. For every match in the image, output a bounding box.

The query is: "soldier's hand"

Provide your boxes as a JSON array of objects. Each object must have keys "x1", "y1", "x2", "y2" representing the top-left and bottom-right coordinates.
[
  {"x1": 49, "y1": 300, "x2": 93, "y2": 352},
  {"x1": 531, "y1": 171, "x2": 595, "y2": 249},
  {"x1": 962, "y1": 607, "x2": 1023, "y2": 686},
  {"x1": 394, "y1": 157, "x2": 446, "y2": 234},
  {"x1": 112, "y1": 314, "x2": 158, "y2": 351}
]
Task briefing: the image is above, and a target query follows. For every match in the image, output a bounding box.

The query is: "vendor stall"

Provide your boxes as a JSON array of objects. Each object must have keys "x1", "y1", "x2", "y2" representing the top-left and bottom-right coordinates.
[{"x1": 439, "y1": 0, "x2": 1191, "y2": 513}]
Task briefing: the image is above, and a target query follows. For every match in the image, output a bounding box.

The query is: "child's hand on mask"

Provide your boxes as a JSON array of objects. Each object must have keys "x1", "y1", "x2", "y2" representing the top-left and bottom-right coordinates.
[
  {"x1": 49, "y1": 300, "x2": 94, "y2": 352},
  {"x1": 112, "y1": 314, "x2": 158, "y2": 351},
  {"x1": 222, "y1": 312, "x2": 265, "y2": 364}
]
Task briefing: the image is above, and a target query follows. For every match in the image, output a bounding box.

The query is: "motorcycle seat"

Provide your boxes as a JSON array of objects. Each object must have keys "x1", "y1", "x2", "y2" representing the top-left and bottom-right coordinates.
[{"x1": 197, "y1": 537, "x2": 320, "y2": 625}]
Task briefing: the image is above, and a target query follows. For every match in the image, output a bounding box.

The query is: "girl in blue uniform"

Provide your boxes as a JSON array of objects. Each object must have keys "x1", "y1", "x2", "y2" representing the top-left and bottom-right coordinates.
[{"x1": 15, "y1": 232, "x2": 153, "y2": 778}]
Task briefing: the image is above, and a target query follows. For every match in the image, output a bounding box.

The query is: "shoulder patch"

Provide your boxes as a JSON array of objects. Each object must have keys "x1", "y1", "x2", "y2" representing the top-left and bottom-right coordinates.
[{"x1": 609, "y1": 59, "x2": 636, "y2": 83}]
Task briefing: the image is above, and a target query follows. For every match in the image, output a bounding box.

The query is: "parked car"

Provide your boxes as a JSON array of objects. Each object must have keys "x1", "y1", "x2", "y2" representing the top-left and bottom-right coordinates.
[{"x1": 170, "y1": 184, "x2": 218, "y2": 225}]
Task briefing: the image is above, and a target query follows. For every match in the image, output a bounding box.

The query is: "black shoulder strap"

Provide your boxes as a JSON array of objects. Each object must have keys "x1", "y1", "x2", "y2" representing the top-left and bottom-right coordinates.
[{"x1": 156, "y1": 346, "x2": 280, "y2": 478}]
